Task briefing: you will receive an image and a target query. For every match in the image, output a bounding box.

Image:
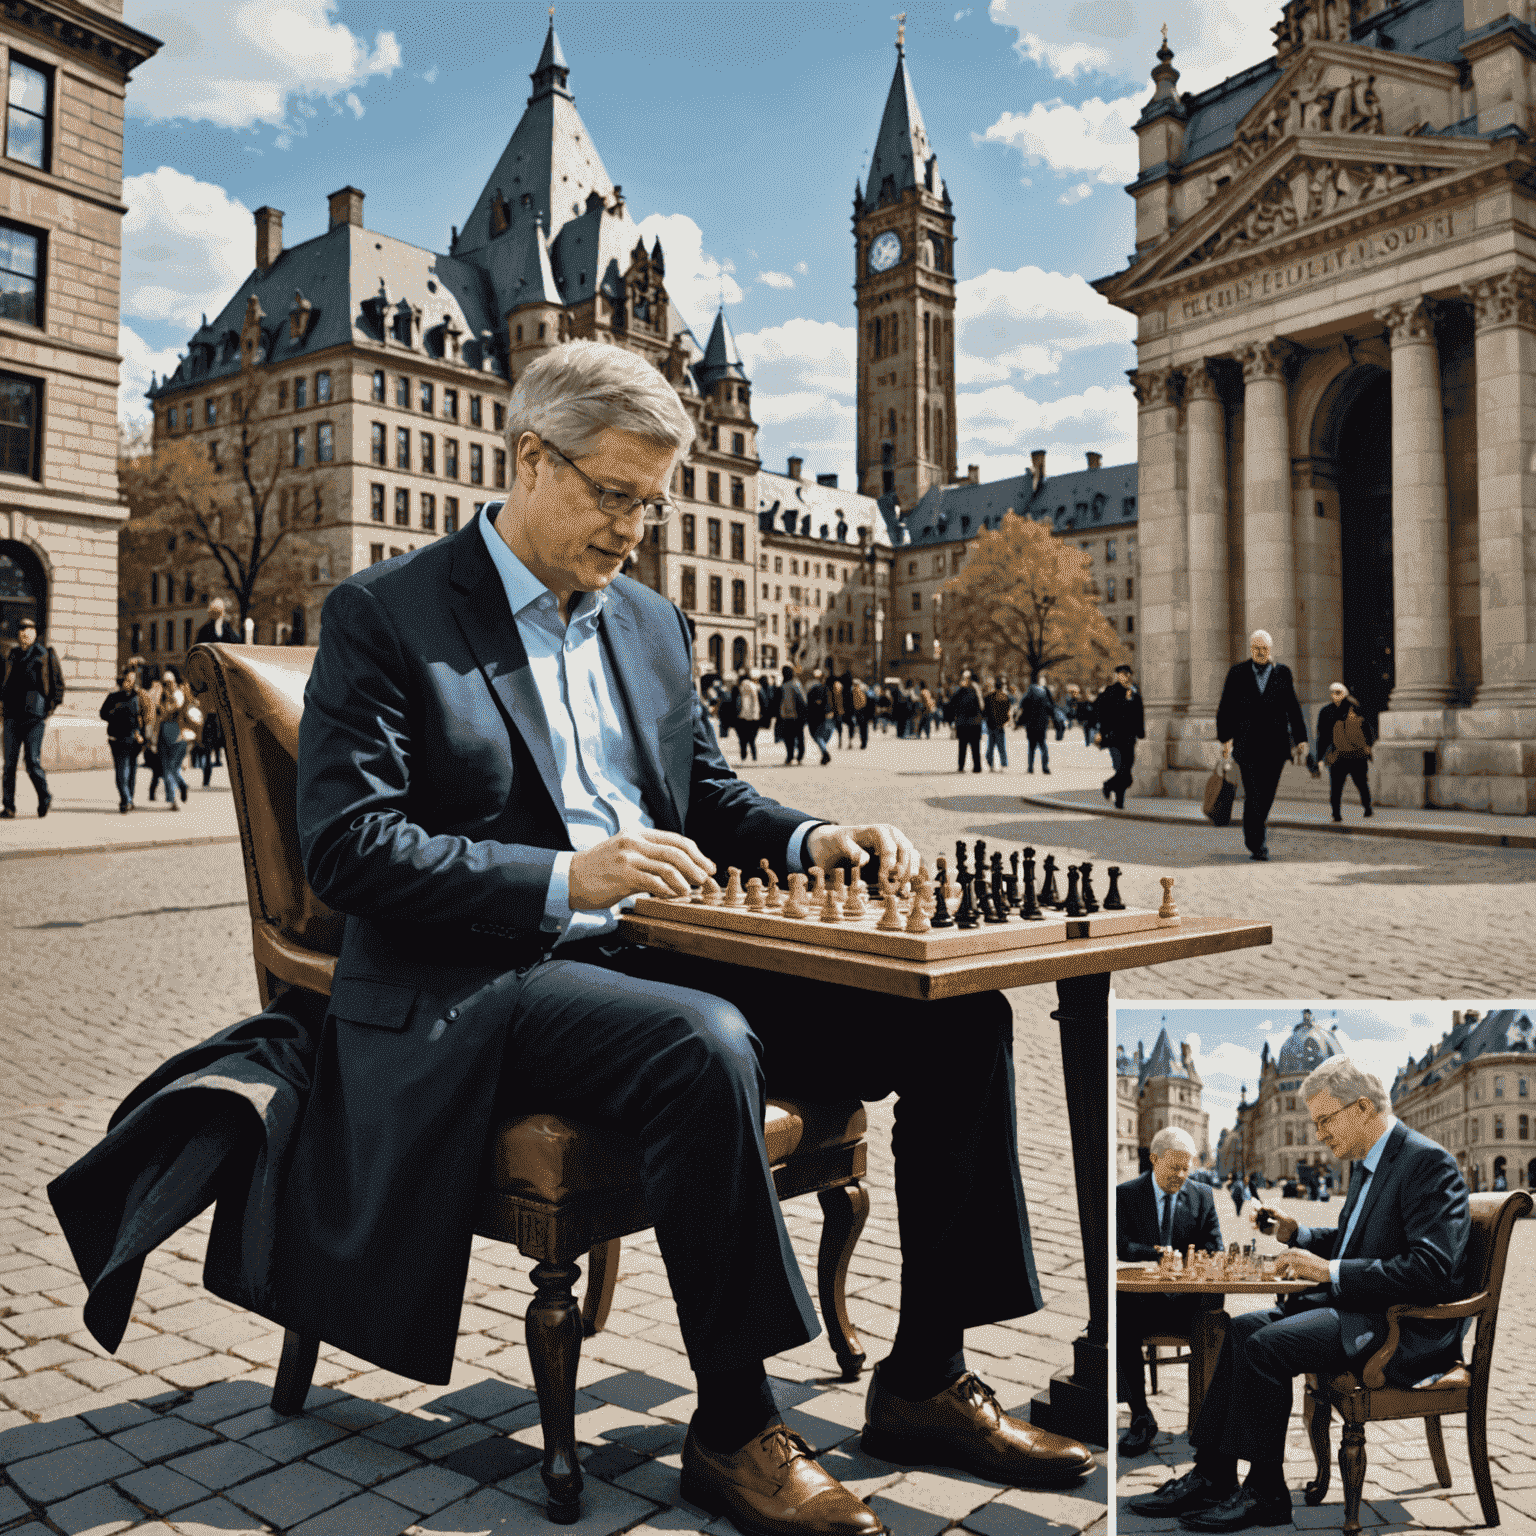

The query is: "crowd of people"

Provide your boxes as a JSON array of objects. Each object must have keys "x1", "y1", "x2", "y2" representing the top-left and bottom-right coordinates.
[{"x1": 700, "y1": 663, "x2": 1141, "y2": 777}]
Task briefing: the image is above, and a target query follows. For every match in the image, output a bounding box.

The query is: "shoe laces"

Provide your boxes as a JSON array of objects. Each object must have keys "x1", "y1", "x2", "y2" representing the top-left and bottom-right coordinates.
[
  {"x1": 758, "y1": 1424, "x2": 814, "y2": 1482},
  {"x1": 954, "y1": 1373, "x2": 1001, "y2": 1417}
]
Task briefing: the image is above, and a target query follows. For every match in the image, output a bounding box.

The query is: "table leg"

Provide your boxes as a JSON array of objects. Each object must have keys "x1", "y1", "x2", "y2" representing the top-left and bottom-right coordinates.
[{"x1": 1028, "y1": 970, "x2": 1108, "y2": 1448}]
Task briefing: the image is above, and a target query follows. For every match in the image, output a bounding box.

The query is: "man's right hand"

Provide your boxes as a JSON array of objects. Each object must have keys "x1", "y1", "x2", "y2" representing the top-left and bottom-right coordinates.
[
  {"x1": 1254, "y1": 1203, "x2": 1298, "y2": 1243},
  {"x1": 1219, "y1": 741, "x2": 1232, "y2": 759},
  {"x1": 568, "y1": 829, "x2": 716, "y2": 910}
]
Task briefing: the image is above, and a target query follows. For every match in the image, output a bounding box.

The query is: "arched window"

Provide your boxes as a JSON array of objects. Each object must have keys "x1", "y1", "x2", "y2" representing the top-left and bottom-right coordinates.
[
  {"x1": 935, "y1": 409, "x2": 944, "y2": 459},
  {"x1": 731, "y1": 636, "x2": 748, "y2": 671},
  {"x1": 0, "y1": 540, "x2": 46, "y2": 645},
  {"x1": 888, "y1": 409, "x2": 896, "y2": 437},
  {"x1": 707, "y1": 632, "x2": 723, "y2": 676}
]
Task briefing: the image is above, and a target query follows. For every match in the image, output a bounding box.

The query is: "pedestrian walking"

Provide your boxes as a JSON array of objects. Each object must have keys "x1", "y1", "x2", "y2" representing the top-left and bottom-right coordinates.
[
  {"x1": 1, "y1": 617, "x2": 64, "y2": 819},
  {"x1": 774, "y1": 664, "x2": 807, "y2": 765},
  {"x1": 953, "y1": 668, "x2": 983, "y2": 773},
  {"x1": 983, "y1": 676, "x2": 1011, "y2": 771},
  {"x1": 150, "y1": 664, "x2": 202, "y2": 811},
  {"x1": 1229, "y1": 1175, "x2": 1245, "y2": 1216},
  {"x1": 1017, "y1": 677, "x2": 1054, "y2": 774},
  {"x1": 731, "y1": 670, "x2": 762, "y2": 762},
  {"x1": 1072, "y1": 686, "x2": 1095, "y2": 746},
  {"x1": 1051, "y1": 687, "x2": 1067, "y2": 742},
  {"x1": 848, "y1": 674, "x2": 871, "y2": 749},
  {"x1": 1216, "y1": 629, "x2": 1309, "y2": 861},
  {"x1": 100, "y1": 664, "x2": 145, "y2": 813},
  {"x1": 200, "y1": 708, "x2": 226, "y2": 787},
  {"x1": 917, "y1": 684, "x2": 935, "y2": 739},
  {"x1": 1315, "y1": 682, "x2": 1374, "y2": 822},
  {"x1": 1091, "y1": 664, "x2": 1144, "y2": 809},
  {"x1": 806, "y1": 668, "x2": 833, "y2": 765},
  {"x1": 194, "y1": 597, "x2": 242, "y2": 648},
  {"x1": 830, "y1": 677, "x2": 846, "y2": 747}
]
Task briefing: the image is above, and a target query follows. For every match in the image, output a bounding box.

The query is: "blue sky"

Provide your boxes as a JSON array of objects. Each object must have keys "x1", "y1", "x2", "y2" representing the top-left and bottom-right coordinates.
[
  {"x1": 1117, "y1": 1002, "x2": 1536, "y2": 1140},
  {"x1": 117, "y1": 1, "x2": 1282, "y2": 487}
]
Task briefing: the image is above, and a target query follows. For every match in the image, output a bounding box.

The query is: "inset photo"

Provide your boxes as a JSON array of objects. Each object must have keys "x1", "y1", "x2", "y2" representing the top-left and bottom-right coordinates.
[{"x1": 1114, "y1": 1001, "x2": 1535, "y2": 1534}]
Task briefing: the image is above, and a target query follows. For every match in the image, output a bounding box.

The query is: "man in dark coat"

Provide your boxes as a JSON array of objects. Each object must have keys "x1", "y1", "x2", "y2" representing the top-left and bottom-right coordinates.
[
  {"x1": 805, "y1": 668, "x2": 832, "y2": 765},
  {"x1": 194, "y1": 597, "x2": 243, "y2": 648},
  {"x1": 2, "y1": 617, "x2": 64, "y2": 818},
  {"x1": 952, "y1": 669, "x2": 983, "y2": 773},
  {"x1": 1117, "y1": 1127, "x2": 1223, "y2": 1458},
  {"x1": 1215, "y1": 630, "x2": 1308, "y2": 861},
  {"x1": 1315, "y1": 682, "x2": 1374, "y2": 822},
  {"x1": 1091, "y1": 664, "x2": 1144, "y2": 808},
  {"x1": 1131, "y1": 1057, "x2": 1470, "y2": 1531}
]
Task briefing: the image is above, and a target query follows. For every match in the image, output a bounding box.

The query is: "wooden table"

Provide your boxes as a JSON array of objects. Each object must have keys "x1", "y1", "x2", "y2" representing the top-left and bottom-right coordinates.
[
  {"x1": 620, "y1": 911, "x2": 1273, "y2": 1447},
  {"x1": 1117, "y1": 1267, "x2": 1317, "y2": 1427}
]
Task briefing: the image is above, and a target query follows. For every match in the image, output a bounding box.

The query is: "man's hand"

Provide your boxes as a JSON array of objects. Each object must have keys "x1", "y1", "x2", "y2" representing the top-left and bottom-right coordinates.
[
  {"x1": 1253, "y1": 1203, "x2": 1298, "y2": 1243},
  {"x1": 1275, "y1": 1249, "x2": 1330, "y2": 1284},
  {"x1": 1292, "y1": 742, "x2": 1308, "y2": 766},
  {"x1": 1219, "y1": 740, "x2": 1232, "y2": 759},
  {"x1": 805, "y1": 822, "x2": 918, "y2": 886},
  {"x1": 568, "y1": 829, "x2": 715, "y2": 910}
]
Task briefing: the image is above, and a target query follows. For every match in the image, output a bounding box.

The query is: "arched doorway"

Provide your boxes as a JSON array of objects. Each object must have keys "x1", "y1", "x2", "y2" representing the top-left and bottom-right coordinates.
[
  {"x1": 1494, "y1": 1155, "x2": 1508, "y2": 1189},
  {"x1": 0, "y1": 540, "x2": 45, "y2": 649},
  {"x1": 731, "y1": 635, "x2": 747, "y2": 673},
  {"x1": 1335, "y1": 374, "x2": 1394, "y2": 719},
  {"x1": 1527, "y1": 1156, "x2": 1536, "y2": 1188}
]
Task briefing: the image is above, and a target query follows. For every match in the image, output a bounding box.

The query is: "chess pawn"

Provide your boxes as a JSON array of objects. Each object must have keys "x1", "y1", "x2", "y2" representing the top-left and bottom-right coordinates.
[
  {"x1": 1158, "y1": 876, "x2": 1180, "y2": 922},
  {"x1": 930, "y1": 878, "x2": 954, "y2": 928},
  {"x1": 723, "y1": 867, "x2": 747, "y2": 908},
  {"x1": 877, "y1": 892, "x2": 904, "y2": 931},
  {"x1": 905, "y1": 880, "x2": 933, "y2": 933},
  {"x1": 820, "y1": 879, "x2": 844, "y2": 922},
  {"x1": 844, "y1": 878, "x2": 867, "y2": 920},
  {"x1": 782, "y1": 872, "x2": 811, "y2": 919},
  {"x1": 1080, "y1": 862, "x2": 1099, "y2": 914},
  {"x1": 745, "y1": 877, "x2": 766, "y2": 913},
  {"x1": 809, "y1": 867, "x2": 826, "y2": 903},
  {"x1": 1063, "y1": 864, "x2": 1083, "y2": 918},
  {"x1": 759, "y1": 859, "x2": 784, "y2": 910},
  {"x1": 1103, "y1": 865, "x2": 1125, "y2": 911},
  {"x1": 700, "y1": 875, "x2": 724, "y2": 907}
]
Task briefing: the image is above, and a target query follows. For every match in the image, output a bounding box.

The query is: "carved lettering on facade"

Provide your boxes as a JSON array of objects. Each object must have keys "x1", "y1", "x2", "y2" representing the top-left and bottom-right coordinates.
[{"x1": 1176, "y1": 213, "x2": 1456, "y2": 324}]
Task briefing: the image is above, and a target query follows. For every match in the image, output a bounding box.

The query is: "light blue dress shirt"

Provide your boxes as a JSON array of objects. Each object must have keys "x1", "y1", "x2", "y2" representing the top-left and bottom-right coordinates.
[
  {"x1": 478, "y1": 507, "x2": 817, "y2": 944},
  {"x1": 1302, "y1": 1115, "x2": 1396, "y2": 1291},
  {"x1": 1252, "y1": 660, "x2": 1275, "y2": 693}
]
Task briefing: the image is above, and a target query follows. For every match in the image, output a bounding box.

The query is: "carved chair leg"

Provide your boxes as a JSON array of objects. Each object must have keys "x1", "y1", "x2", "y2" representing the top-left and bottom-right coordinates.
[
  {"x1": 1423, "y1": 1414, "x2": 1452, "y2": 1489},
  {"x1": 1466, "y1": 1388, "x2": 1499, "y2": 1527},
  {"x1": 581, "y1": 1239, "x2": 621, "y2": 1339},
  {"x1": 817, "y1": 1182, "x2": 870, "y2": 1380},
  {"x1": 1302, "y1": 1378, "x2": 1331, "y2": 1506},
  {"x1": 272, "y1": 1329, "x2": 319, "y2": 1417},
  {"x1": 1338, "y1": 1419, "x2": 1366, "y2": 1536},
  {"x1": 527, "y1": 1259, "x2": 585, "y2": 1524}
]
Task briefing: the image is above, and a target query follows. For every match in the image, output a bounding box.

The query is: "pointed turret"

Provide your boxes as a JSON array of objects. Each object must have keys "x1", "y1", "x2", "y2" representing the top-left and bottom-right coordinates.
[
  {"x1": 695, "y1": 306, "x2": 747, "y2": 395},
  {"x1": 853, "y1": 178, "x2": 864, "y2": 217},
  {"x1": 866, "y1": 32, "x2": 942, "y2": 209},
  {"x1": 1139, "y1": 25, "x2": 1186, "y2": 126},
  {"x1": 529, "y1": 19, "x2": 570, "y2": 102},
  {"x1": 650, "y1": 235, "x2": 665, "y2": 273}
]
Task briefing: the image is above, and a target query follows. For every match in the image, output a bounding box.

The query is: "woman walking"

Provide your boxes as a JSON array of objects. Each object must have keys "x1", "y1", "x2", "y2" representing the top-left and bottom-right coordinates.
[
  {"x1": 100, "y1": 665, "x2": 145, "y2": 813},
  {"x1": 151, "y1": 665, "x2": 202, "y2": 811}
]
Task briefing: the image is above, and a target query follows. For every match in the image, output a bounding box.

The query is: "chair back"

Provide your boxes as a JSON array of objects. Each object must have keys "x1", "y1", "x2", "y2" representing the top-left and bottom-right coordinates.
[
  {"x1": 186, "y1": 643, "x2": 345, "y2": 969},
  {"x1": 1463, "y1": 1189, "x2": 1532, "y2": 1380}
]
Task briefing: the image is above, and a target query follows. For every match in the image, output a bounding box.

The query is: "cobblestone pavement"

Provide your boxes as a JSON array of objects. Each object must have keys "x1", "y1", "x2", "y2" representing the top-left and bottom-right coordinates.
[{"x1": 1115, "y1": 1194, "x2": 1536, "y2": 1534}]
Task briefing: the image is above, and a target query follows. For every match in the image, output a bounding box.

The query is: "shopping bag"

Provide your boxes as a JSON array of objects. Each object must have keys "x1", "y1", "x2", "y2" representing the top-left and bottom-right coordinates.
[{"x1": 1203, "y1": 761, "x2": 1238, "y2": 827}]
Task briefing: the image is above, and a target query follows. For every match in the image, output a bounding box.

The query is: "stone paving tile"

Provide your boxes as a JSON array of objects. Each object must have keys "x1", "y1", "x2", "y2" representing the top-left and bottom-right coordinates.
[
  {"x1": 288, "y1": 1488, "x2": 416, "y2": 1536},
  {"x1": 371, "y1": 1463, "x2": 479, "y2": 1515},
  {"x1": 224, "y1": 1460, "x2": 361, "y2": 1526},
  {"x1": 0, "y1": 1483, "x2": 28, "y2": 1522},
  {"x1": 165, "y1": 1495, "x2": 270, "y2": 1534},
  {"x1": 43, "y1": 1481, "x2": 142, "y2": 1535},
  {"x1": 116, "y1": 1463, "x2": 217, "y2": 1516},
  {"x1": 241, "y1": 1415, "x2": 351, "y2": 1462},
  {"x1": 110, "y1": 1414, "x2": 219, "y2": 1462},
  {"x1": 7, "y1": 1438, "x2": 142, "y2": 1503},
  {"x1": 308, "y1": 1432, "x2": 423, "y2": 1486},
  {"x1": 163, "y1": 1439, "x2": 277, "y2": 1491}
]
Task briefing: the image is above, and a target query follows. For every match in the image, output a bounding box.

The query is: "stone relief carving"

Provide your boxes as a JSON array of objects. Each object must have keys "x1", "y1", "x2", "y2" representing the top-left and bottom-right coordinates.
[
  {"x1": 1231, "y1": 65, "x2": 1383, "y2": 175},
  {"x1": 1241, "y1": 339, "x2": 1295, "y2": 383},
  {"x1": 1461, "y1": 271, "x2": 1536, "y2": 333},
  {"x1": 1176, "y1": 159, "x2": 1443, "y2": 272},
  {"x1": 1127, "y1": 367, "x2": 1177, "y2": 408},
  {"x1": 1184, "y1": 361, "x2": 1223, "y2": 403},
  {"x1": 1375, "y1": 297, "x2": 1436, "y2": 345},
  {"x1": 1274, "y1": 0, "x2": 1357, "y2": 57}
]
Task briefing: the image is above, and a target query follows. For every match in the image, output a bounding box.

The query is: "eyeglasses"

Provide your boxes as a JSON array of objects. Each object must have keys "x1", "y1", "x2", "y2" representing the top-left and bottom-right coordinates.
[
  {"x1": 542, "y1": 441, "x2": 675, "y2": 525},
  {"x1": 1311, "y1": 1099, "x2": 1365, "y2": 1136}
]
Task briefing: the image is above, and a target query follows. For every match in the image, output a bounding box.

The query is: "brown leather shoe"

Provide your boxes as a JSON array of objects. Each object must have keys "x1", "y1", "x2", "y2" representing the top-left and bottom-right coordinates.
[
  {"x1": 681, "y1": 1421, "x2": 885, "y2": 1536},
  {"x1": 861, "y1": 1369, "x2": 1095, "y2": 1487}
]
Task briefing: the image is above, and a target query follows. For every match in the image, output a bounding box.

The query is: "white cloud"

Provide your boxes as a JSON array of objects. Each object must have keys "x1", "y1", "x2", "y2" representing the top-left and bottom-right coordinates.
[
  {"x1": 758, "y1": 270, "x2": 796, "y2": 290},
  {"x1": 423, "y1": 65, "x2": 439, "y2": 84},
  {"x1": 344, "y1": 91, "x2": 364, "y2": 119},
  {"x1": 794, "y1": 261, "x2": 809, "y2": 275},
  {"x1": 634, "y1": 212, "x2": 744, "y2": 337},
  {"x1": 736, "y1": 318, "x2": 860, "y2": 490},
  {"x1": 118, "y1": 323, "x2": 183, "y2": 433},
  {"x1": 125, "y1": 1, "x2": 400, "y2": 133},
  {"x1": 978, "y1": 96, "x2": 1140, "y2": 185},
  {"x1": 956, "y1": 382, "x2": 1137, "y2": 478},
  {"x1": 1058, "y1": 181, "x2": 1094, "y2": 205},
  {"x1": 122, "y1": 167, "x2": 254, "y2": 332},
  {"x1": 987, "y1": 0, "x2": 1282, "y2": 94}
]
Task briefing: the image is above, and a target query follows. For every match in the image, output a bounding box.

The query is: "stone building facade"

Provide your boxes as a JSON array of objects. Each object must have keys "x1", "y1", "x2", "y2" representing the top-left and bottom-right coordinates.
[
  {"x1": 1096, "y1": 0, "x2": 1536, "y2": 817},
  {"x1": 1116, "y1": 1050, "x2": 1142, "y2": 1183},
  {"x1": 1231, "y1": 1009, "x2": 1353, "y2": 1187},
  {"x1": 1, "y1": 1, "x2": 158, "y2": 765},
  {"x1": 1118, "y1": 1022, "x2": 1211, "y2": 1174},
  {"x1": 1391, "y1": 1006, "x2": 1536, "y2": 1191}
]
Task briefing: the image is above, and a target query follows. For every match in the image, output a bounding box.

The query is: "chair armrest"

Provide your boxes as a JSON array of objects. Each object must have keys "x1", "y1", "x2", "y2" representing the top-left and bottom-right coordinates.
[{"x1": 1360, "y1": 1293, "x2": 1490, "y2": 1389}]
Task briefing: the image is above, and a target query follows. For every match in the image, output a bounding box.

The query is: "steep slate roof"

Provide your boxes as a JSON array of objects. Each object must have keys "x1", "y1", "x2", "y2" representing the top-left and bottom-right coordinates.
[
  {"x1": 757, "y1": 470, "x2": 889, "y2": 546},
  {"x1": 899, "y1": 461, "x2": 1138, "y2": 548},
  {"x1": 1391, "y1": 1009, "x2": 1535, "y2": 1101},
  {"x1": 1140, "y1": 1026, "x2": 1189, "y2": 1085},
  {"x1": 866, "y1": 43, "x2": 946, "y2": 207},
  {"x1": 696, "y1": 307, "x2": 747, "y2": 393}
]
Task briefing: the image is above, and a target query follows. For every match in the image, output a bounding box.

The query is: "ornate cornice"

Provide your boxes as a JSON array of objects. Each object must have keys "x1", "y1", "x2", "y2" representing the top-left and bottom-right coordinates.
[
  {"x1": 1241, "y1": 339, "x2": 1295, "y2": 383},
  {"x1": 1127, "y1": 366, "x2": 1178, "y2": 409},
  {"x1": 1184, "y1": 361, "x2": 1223, "y2": 403},
  {"x1": 1462, "y1": 270, "x2": 1536, "y2": 332},
  {"x1": 0, "y1": 0, "x2": 161, "y2": 75},
  {"x1": 1375, "y1": 297, "x2": 1437, "y2": 345}
]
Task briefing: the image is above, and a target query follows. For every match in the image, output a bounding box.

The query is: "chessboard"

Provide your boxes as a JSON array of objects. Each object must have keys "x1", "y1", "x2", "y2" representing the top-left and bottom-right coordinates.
[{"x1": 627, "y1": 840, "x2": 1179, "y2": 964}]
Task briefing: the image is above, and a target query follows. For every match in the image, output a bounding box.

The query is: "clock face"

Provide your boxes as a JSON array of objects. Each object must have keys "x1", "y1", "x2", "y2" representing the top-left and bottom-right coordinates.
[{"x1": 868, "y1": 231, "x2": 902, "y2": 273}]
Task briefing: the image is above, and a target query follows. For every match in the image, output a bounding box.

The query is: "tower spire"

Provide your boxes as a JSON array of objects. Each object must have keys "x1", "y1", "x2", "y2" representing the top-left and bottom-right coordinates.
[{"x1": 895, "y1": 11, "x2": 906, "y2": 56}]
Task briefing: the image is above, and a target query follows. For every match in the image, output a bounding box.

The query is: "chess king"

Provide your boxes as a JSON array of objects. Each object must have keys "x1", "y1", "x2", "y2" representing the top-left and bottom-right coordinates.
[{"x1": 60, "y1": 342, "x2": 1092, "y2": 1536}]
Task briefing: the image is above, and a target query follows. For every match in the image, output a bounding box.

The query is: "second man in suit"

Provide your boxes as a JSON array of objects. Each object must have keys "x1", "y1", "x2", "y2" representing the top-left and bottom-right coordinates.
[{"x1": 1215, "y1": 631, "x2": 1308, "y2": 862}]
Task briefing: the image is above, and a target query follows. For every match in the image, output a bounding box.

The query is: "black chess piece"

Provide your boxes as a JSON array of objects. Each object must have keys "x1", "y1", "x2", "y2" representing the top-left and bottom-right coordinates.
[
  {"x1": 931, "y1": 877, "x2": 954, "y2": 928},
  {"x1": 1103, "y1": 866, "x2": 1125, "y2": 910},
  {"x1": 973, "y1": 840, "x2": 987, "y2": 884},
  {"x1": 1063, "y1": 863, "x2": 1083, "y2": 918},
  {"x1": 1007, "y1": 851, "x2": 1020, "y2": 909},
  {"x1": 1080, "y1": 862, "x2": 1099, "y2": 914},
  {"x1": 975, "y1": 875, "x2": 997, "y2": 924},
  {"x1": 1020, "y1": 848, "x2": 1043, "y2": 920},
  {"x1": 955, "y1": 871, "x2": 978, "y2": 929},
  {"x1": 955, "y1": 839, "x2": 968, "y2": 876},
  {"x1": 1040, "y1": 854, "x2": 1062, "y2": 909},
  {"x1": 989, "y1": 853, "x2": 1009, "y2": 922}
]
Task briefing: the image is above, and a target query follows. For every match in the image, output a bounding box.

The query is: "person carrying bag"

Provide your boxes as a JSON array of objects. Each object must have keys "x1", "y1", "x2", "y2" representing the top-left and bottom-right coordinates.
[
  {"x1": 1202, "y1": 757, "x2": 1239, "y2": 827},
  {"x1": 1316, "y1": 682, "x2": 1374, "y2": 821}
]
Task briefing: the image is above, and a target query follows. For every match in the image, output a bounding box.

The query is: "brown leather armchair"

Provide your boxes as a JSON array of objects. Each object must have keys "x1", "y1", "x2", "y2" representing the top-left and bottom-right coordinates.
[
  {"x1": 1301, "y1": 1189, "x2": 1533, "y2": 1535},
  {"x1": 186, "y1": 642, "x2": 872, "y2": 1524}
]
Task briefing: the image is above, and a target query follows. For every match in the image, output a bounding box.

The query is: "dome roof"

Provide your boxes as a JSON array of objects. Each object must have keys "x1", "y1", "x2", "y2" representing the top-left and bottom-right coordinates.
[{"x1": 1275, "y1": 1009, "x2": 1351, "y2": 1076}]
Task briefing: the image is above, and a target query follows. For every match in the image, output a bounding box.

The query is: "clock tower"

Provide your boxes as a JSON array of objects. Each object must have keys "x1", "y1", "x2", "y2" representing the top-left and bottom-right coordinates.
[{"x1": 854, "y1": 20, "x2": 957, "y2": 509}]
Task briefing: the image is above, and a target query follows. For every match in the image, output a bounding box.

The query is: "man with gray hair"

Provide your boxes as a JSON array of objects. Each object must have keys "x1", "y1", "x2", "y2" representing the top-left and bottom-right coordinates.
[
  {"x1": 296, "y1": 341, "x2": 1091, "y2": 1536},
  {"x1": 1215, "y1": 630, "x2": 1308, "y2": 862},
  {"x1": 1116, "y1": 1126, "x2": 1222, "y2": 1458},
  {"x1": 1130, "y1": 1056, "x2": 1470, "y2": 1530}
]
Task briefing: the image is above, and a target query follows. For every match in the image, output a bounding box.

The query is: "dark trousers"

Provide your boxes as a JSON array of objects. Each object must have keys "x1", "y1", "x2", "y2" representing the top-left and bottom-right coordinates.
[
  {"x1": 1118, "y1": 1292, "x2": 1210, "y2": 1407},
  {"x1": 1026, "y1": 732, "x2": 1048, "y2": 772},
  {"x1": 734, "y1": 722, "x2": 760, "y2": 761},
  {"x1": 2, "y1": 717, "x2": 48, "y2": 810},
  {"x1": 159, "y1": 730, "x2": 189, "y2": 802},
  {"x1": 1329, "y1": 757, "x2": 1371, "y2": 816},
  {"x1": 1191, "y1": 1303, "x2": 1350, "y2": 1474},
  {"x1": 780, "y1": 722, "x2": 805, "y2": 763},
  {"x1": 855, "y1": 711, "x2": 870, "y2": 748},
  {"x1": 111, "y1": 744, "x2": 139, "y2": 806},
  {"x1": 957, "y1": 722, "x2": 982, "y2": 771},
  {"x1": 1237, "y1": 755, "x2": 1287, "y2": 855},
  {"x1": 1104, "y1": 740, "x2": 1136, "y2": 806},
  {"x1": 496, "y1": 941, "x2": 1037, "y2": 1375},
  {"x1": 985, "y1": 725, "x2": 1008, "y2": 767}
]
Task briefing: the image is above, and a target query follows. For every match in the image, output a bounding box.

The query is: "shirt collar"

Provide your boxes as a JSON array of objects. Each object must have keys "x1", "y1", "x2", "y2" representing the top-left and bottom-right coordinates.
[
  {"x1": 479, "y1": 502, "x2": 607, "y2": 629},
  {"x1": 1361, "y1": 1116, "x2": 1397, "y2": 1175}
]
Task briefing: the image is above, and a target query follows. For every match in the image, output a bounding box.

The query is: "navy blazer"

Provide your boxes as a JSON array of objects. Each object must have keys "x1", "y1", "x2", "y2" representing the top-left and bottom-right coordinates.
[
  {"x1": 1117, "y1": 1170, "x2": 1222, "y2": 1263},
  {"x1": 1289, "y1": 1121, "x2": 1471, "y2": 1386},
  {"x1": 297, "y1": 517, "x2": 813, "y2": 1021},
  {"x1": 1215, "y1": 660, "x2": 1307, "y2": 767}
]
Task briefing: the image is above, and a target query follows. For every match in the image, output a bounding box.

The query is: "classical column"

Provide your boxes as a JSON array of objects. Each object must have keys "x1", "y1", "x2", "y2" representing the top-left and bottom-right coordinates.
[
  {"x1": 1240, "y1": 340, "x2": 1296, "y2": 663},
  {"x1": 1128, "y1": 365, "x2": 1187, "y2": 716},
  {"x1": 1464, "y1": 270, "x2": 1536, "y2": 707},
  {"x1": 1185, "y1": 361, "x2": 1230, "y2": 712},
  {"x1": 1376, "y1": 298, "x2": 1453, "y2": 709}
]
